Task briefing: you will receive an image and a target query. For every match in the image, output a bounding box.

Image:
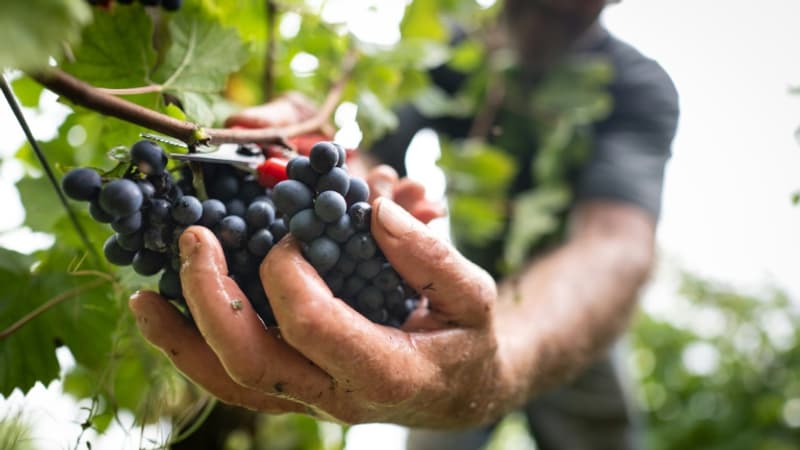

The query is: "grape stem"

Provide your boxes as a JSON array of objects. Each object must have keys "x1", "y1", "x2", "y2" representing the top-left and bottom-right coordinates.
[
  {"x1": 0, "y1": 277, "x2": 111, "y2": 340},
  {"x1": 30, "y1": 55, "x2": 356, "y2": 147}
]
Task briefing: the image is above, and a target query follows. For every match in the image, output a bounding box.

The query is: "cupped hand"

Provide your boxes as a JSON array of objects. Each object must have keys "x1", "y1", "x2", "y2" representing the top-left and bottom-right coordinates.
[{"x1": 130, "y1": 197, "x2": 511, "y2": 427}]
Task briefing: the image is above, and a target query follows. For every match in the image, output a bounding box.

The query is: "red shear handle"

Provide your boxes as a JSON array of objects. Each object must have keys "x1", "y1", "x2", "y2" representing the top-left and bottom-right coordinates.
[{"x1": 257, "y1": 158, "x2": 289, "y2": 188}]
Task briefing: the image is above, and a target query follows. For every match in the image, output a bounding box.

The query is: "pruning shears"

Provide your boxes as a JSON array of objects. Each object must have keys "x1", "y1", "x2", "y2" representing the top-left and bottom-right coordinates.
[{"x1": 141, "y1": 133, "x2": 290, "y2": 188}]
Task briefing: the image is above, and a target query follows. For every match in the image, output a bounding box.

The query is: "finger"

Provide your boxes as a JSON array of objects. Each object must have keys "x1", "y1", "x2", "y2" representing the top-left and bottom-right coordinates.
[
  {"x1": 260, "y1": 236, "x2": 435, "y2": 395},
  {"x1": 371, "y1": 197, "x2": 496, "y2": 327},
  {"x1": 392, "y1": 178, "x2": 426, "y2": 209},
  {"x1": 224, "y1": 93, "x2": 315, "y2": 129},
  {"x1": 365, "y1": 165, "x2": 399, "y2": 202},
  {"x1": 129, "y1": 291, "x2": 304, "y2": 413},
  {"x1": 178, "y1": 227, "x2": 336, "y2": 402}
]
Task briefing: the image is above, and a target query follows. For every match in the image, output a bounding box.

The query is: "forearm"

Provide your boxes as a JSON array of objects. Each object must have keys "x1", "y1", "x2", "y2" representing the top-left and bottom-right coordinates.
[{"x1": 495, "y1": 202, "x2": 655, "y2": 404}]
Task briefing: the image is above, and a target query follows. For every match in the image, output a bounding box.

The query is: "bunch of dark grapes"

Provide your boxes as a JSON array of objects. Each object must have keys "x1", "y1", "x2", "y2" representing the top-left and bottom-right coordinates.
[
  {"x1": 63, "y1": 139, "x2": 420, "y2": 328},
  {"x1": 274, "y1": 142, "x2": 420, "y2": 327},
  {"x1": 88, "y1": 0, "x2": 182, "y2": 12},
  {"x1": 62, "y1": 140, "x2": 280, "y2": 325}
]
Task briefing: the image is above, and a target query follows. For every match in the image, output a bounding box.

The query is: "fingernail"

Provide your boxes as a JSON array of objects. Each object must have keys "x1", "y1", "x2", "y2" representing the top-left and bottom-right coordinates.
[
  {"x1": 179, "y1": 230, "x2": 199, "y2": 262},
  {"x1": 376, "y1": 198, "x2": 416, "y2": 237}
]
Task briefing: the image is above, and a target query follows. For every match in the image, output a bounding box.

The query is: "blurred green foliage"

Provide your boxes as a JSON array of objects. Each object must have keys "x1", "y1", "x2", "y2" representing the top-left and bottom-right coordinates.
[{"x1": 630, "y1": 275, "x2": 800, "y2": 450}]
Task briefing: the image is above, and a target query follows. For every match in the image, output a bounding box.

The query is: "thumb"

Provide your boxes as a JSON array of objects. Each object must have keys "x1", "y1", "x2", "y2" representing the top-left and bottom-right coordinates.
[{"x1": 370, "y1": 197, "x2": 496, "y2": 327}]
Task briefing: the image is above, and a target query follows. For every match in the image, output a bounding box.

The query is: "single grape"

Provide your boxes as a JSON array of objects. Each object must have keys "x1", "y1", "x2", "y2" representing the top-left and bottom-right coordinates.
[
  {"x1": 103, "y1": 235, "x2": 135, "y2": 266},
  {"x1": 130, "y1": 140, "x2": 167, "y2": 175},
  {"x1": 314, "y1": 191, "x2": 347, "y2": 223},
  {"x1": 246, "y1": 200, "x2": 276, "y2": 229},
  {"x1": 89, "y1": 200, "x2": 114, "y2": 223},
  {"x1": 136, "y1": 180, "x2": 156, "y2": 201},
  {"x1": 229, "y1": 249, "x2": 256, "y2": 276},
  {"x1": 99, "y1": 179, "x2": 143, "y2": 218},
  {"x1": 218, "y1": 215, "x2": 247, "y2": 249},
  {"x1": 116, "y1": 230, "x2": 143, "y2": 252},
  {"x1": 307, "y1": 237, "x2": 340, "y2": 273},
  {"x1": 323, "y1": 271, "x2": 345, "y2": 295},
  {"x1": 111, "y1": 211, "x2": 143, "y2": 234},
  {"x1": 333, "y1": 142, "x2": 347, "y2": 167},
  {"x1": 385, "y1": 286, "x2": 406, "y2": 316},
  {"x1": 342, "y1": 275, "x2": 366, "y2": 299},
  {"x1": 309, "y1": 141, "x2": 340, "y2": 173},
  {"x1": 225, "y1": 199, "x2": 247, "y2": 218},
  {"x1": 247, "y1": 229, "x2": 274, "y2": 258},
  {"x1": 345, "y1": 177, "x2": 370, "y2": 205},
  {"x1": 62, "y1": 168, "x2": 102, "y2": 201},
  {"x1": 159, "y1": 269, "x2": 182, "y2": 299},
  {"x1": 147, "y1": 198, "x2": 171, "y2": 224},
  {"x1": 357, "y1": 286, "x2": 384, "y2": 312},
  {"x1": 344, "y1": 232, "x2": 377, "y2": 260},
  {"x1": 364, "y1": 308, "x2": 389, "y2": 325},
  {"x1": 273, "y1": 180, "x2": 313, "y2": 217},
  {"x1": 335, "y1": 254, "x2": 356, "y2": 276},
  {"x1": 325, "y1": 214, "x2": 355, "y2": 243},
  {"x1": 316, "y1": 167, "x2": 350, "y2": 195},
  {"x1": 209, "y1": 175, "x2": 239, "y2": 202},
  {"x1": 172, "y1": 195, "x2": 203, "y2": 225},
  {"x1": 199, "y1": 199, "x2": 226, "y2": 228},
  {"x1": 287, "y1": 156, "x2": 319, "y2": 188},
  {"x1": 349, "y1": 202, "x2": 372, "y2": 231},
  {"x1": 289, "y1": 208, "x2": 324, "y2": 242},
  {"x1": 374, "y1": 266, "x2": 401, "y2": 291},
  {"x1": 132, "y1": 249, "x2": 165, "y2": 276},
  {"x1": 355, "y1": 257, "x2": 382, "y2": 279},
  {"x1": 239, "y1": 179, "x2": 265, "y2": 204},
  {"x1": 270, "y1": 218, "x2": 288, "y2": 242}
]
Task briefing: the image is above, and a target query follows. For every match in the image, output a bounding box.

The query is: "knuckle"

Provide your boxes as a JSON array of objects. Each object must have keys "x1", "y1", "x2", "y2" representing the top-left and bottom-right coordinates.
[{"x1": 227, "y1": 360, "x2": 268, "y2": 390}]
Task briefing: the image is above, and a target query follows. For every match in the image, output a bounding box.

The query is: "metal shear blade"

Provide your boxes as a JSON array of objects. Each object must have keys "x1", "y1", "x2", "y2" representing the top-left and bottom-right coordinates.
[{"x1": 168, "y1": 143, "x2": 265, "y2": 168}]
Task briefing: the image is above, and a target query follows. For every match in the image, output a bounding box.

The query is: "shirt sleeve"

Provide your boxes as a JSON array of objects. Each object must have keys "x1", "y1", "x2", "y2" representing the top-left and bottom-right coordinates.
[{"x1": 575, "y1": 39, "x2": 680, "y2": 219}]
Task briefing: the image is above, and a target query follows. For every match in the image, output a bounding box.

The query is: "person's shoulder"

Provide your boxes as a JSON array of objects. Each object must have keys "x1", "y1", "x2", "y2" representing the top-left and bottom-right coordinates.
[
  {"x1": 576, "y1": 26, "x2": 679, "y2": 133},
  {"x1": 593, "y1": 28, "x2": 678, "y2": 111}
]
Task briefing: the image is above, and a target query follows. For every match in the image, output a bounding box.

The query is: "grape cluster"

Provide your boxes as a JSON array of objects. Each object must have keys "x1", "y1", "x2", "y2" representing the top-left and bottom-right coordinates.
[
  {"x1": 274, "y1": 142, "x2": 420, "y2": 327},
  {"x1": 62, "y1": 140, "x2": 280, "y2": 325},
  {"x1": 63, "y1": 139, "x2": 420, "y2": 328}
]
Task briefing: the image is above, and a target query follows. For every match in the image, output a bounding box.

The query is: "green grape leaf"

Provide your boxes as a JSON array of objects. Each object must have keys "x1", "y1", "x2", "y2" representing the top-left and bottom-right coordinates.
[
  {"x1": 0, "y1": 0, "x2": 92, "y2": 71},
  {"x1": 503, "y1": 186, "x2": 571, "y2": 272},
  {"x1": 400, "y1": 0, "x2": 447, "y2": 41},
  {"x1": 61, "y1": 5, "x2": 156, "y2": 90},
  {"x1": 356, "y1": 91, "x2": 399, "y2": 146},
  {"x1": 10, "y1": 76, "x2": 45, "y2": 108},
  {"x1": 15, "y1": 176, "x2": 62, "y2": 232},
  {"x1": 0, "y1": 246, "x2": 119, "y2": 396},
  {"x1": 152, "y1": 7, "x2": 249, "y2": 125}
]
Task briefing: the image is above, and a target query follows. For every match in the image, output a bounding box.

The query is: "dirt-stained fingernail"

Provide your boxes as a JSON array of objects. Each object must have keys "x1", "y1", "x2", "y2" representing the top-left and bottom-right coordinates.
[{"x1": 179, "y1": 230, "x2": 200, "y2": 263}]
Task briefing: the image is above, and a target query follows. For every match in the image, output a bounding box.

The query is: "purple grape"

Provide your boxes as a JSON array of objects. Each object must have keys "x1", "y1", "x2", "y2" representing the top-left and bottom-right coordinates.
[
  {"x1": 314, "y1": 191, "x2": 346, "y2": 223},
  {"x1": 309, "y1": 141, "x2": 340, "y2": 173},
  {"x1": 62, "y1": 168, "x2": 101, "y2": 201},
  {"x1": 99, "y1": 179, "x2": 142, "y2": 218},
  {"x1": 130, "y1": 140, "x2": 167, "y2": 175}
]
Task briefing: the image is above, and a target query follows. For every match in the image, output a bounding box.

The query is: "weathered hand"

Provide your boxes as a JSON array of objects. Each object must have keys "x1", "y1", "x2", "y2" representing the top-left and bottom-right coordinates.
[{"x1": 130, "y1": 197, "x2": 511, "y2": 427}]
